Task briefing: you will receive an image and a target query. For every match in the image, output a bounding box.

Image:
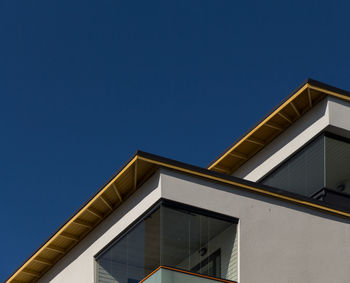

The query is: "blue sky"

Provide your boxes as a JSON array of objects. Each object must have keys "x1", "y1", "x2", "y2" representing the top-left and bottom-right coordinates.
[{"x1": 1, "y1": 0, "x2": 350, "y2": 281}]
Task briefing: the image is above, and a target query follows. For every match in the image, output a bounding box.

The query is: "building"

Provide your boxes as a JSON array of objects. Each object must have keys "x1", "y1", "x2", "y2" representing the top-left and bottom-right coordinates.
[{"x1": 6, "y1": 79, "x2": 350, "y2": 283}]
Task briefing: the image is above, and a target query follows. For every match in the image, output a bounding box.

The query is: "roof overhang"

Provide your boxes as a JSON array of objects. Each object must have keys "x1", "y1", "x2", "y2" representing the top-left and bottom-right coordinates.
[
  {"x1": 6, "y1": 150, "x2": 350, "y2": 283},
  {"x1": 207, "y1": 79, "x2": 350, "y2": 175}
]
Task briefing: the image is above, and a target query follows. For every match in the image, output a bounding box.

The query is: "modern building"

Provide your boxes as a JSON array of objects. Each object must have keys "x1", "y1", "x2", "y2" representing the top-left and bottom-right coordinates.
[{"x1": 6, "y1": 79, "x2": 350, "y2": 283}]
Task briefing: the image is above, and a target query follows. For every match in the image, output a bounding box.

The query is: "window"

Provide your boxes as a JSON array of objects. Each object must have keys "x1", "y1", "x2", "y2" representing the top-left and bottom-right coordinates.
[
  {"x1": 191, "y1": 249, "x2": 221, "y2": 277},
  {"x1": 325, "y1": 135, "x2": 350, "y2": 193},
  {"x1": 95, "y1": 201, "x2": 238, "y2": 283},
  {"x1": 261, "y1": 135, "x2": 324, "y2": 196},
  {"x1": 261, "y1": 133, "x2": 350, "y2": 197}
]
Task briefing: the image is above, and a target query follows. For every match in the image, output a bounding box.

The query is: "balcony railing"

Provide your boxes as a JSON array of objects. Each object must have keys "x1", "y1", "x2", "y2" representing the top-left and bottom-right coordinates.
[
  {"x1": 312, "y1": 187, "x2": 350, "y2": 209},
  {"x1": 139, "y1": 266, "x2": 236, "y2": 283}
]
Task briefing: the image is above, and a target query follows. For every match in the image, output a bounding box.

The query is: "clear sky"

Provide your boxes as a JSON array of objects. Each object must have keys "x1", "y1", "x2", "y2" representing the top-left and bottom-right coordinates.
[{"x1": 1, "y1": 0, "x2": 350, "y2": 281}]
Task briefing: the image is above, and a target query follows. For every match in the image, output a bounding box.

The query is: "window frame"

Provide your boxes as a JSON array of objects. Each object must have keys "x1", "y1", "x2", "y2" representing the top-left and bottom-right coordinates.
[
  {"x1": 94, "y1": 198, "x2": 238, "y2": 283},
  {"x1": 258, "y1": 131, "x2": 326, "y2": 184},
  {"x1": 259, "y1": 131, "x2": 350, "y2": 197},
  {"x1": 259, "y1": 131, "x2": 350, "y2": 183},
  {"x1": 95, "y1": 198, "x2": 238, "y2": 259}
]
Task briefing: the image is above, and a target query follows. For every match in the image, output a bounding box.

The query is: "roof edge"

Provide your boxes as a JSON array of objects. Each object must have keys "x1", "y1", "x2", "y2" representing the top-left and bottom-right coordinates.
[
  {"x1": 136, "y1": 151, "x2": 350, "y2": 218},
  {"x1": 7, "y1": 150, "x2": 350, "y2": 283},
  {"x1": 207, "y1": 78, "x2": 350, "y2": 170}
]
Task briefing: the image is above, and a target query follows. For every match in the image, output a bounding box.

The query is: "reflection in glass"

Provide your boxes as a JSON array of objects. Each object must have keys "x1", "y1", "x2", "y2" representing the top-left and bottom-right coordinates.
[
  {"x1": 261, "y1": 134, "x2": 350, "y2": 197},
  {"x1": 262, "y1": 135, "x2": 324, "y2": 196},
  {"x1": 96, "y1": 203, "x2": 237, "y2": 283},
  {"x1": 325, "y1": 136, "x2": 350, "y2": 193}
]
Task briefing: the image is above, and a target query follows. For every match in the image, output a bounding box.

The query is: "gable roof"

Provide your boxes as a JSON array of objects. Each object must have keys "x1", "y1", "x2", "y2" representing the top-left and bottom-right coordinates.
[
  {"x1": 207, "y1": 79, "x2": 350, "y2": 174},
  {"x1": 6, "y1": 151, "x2": 350, "y2": 283}
]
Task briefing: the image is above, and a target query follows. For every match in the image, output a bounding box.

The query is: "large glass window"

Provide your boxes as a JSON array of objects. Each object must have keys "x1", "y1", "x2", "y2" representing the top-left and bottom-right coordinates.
[
  {"x1": 261, "y1": 135, "x2": 324, "y2": 196},
  {"x1": 261, "y1": 133, "x2": 350, "y2": 197},
  {"x1": 96, "y1": 201, "x2": 238, "y2": 283},
  {"x1": 325, "y1": 136, "x2": 350, "y2": 193}
]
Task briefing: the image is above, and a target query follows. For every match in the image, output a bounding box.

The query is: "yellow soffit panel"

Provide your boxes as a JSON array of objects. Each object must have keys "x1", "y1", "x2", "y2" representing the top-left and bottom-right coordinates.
[
  {"x1": 6, "y1": 155, "x2": 158, "y2": 283},
  {"x1": 208, "y1": 80, "x2": 350, "y2": 175}
]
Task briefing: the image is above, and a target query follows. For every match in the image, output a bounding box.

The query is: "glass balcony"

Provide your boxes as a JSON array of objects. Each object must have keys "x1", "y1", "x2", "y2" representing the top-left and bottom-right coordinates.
[
  {"x1": 96, "y1": 201, "x2": 238, "y2": 283},
  {"x1": 261, "y1": 133, "x2": 350, "y2": 197},
  {"x1": 141, "y1": 266, "x2": 236, "y2": 283}
]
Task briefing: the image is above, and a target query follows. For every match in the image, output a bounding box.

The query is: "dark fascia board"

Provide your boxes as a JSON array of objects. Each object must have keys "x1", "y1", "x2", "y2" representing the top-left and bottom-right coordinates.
[
  {"x1": 136, "y1": 151, "x2": 350, "y2": 217},
  {"x1": 207, "y1": 78, "x2": 350, "y2": 169},
  {"x1": 306, "y1": 78, "x2": 350, "y2": 97}
]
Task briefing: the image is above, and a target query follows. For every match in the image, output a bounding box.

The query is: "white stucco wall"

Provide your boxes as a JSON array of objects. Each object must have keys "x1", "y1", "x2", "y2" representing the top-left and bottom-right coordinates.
[
  {"x1": 233, "y1": 96, "x2": 350, "y2": 182},
  {"x1": 39, "y1": 168, "x2": 350, "y2": 283},
  {"x1": 160, "y1": 169, "x2": 350, "y2": 283}
]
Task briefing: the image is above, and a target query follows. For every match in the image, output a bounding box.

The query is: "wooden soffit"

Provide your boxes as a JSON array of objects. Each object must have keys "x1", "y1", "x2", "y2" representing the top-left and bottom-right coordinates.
[{"x1": 208, "y1": 79, "x2": 350, "y2": 175}]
